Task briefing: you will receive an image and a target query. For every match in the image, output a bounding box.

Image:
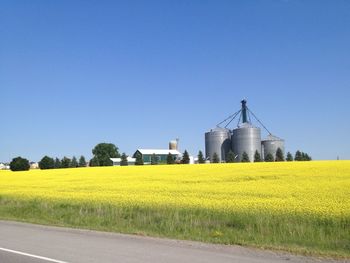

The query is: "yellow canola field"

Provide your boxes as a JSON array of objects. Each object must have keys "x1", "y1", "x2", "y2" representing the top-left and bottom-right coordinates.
[{"x1": 0, "y1": 161, "x2": 349, "y2": 219}]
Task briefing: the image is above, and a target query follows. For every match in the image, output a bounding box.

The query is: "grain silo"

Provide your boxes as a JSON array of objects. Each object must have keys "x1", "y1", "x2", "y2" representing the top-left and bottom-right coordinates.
[
  {"x1": 169, "y1": 139, "x2": 179, "y2": 150},
  {"x1": 205, "y1": 127, "x2": 231, "y2": 162},
  {"x1": 232, "y1": 125, "x2": 262, "y2": 162},
  {"x1": 261, "y1": 134, "x2": 285, "y2": 160},
  {"x1": 231, "y1": 100, "x2": 262, "y2": 162}
]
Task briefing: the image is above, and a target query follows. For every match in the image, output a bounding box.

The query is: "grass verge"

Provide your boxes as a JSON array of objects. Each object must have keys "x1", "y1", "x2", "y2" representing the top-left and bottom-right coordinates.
[{"x1": 0, "y1": 196, "x2": 348, "y2": 259}]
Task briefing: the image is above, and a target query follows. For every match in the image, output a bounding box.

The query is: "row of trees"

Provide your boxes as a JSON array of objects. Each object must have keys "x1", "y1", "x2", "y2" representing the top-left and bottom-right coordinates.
[
  {"x1": 9, "y1": 143, "x2": 119, "y2": 171},
  {"x1": 35, "y1": 143, "x2": 121, "y2": 169},
  {"x1": 39, "y1": 156, "x2": 87, "y2": 169},
  {"x1": 10, "y1": 155, "x2": 89, "y2": 171},
  {"x1": 9, "y1": 142, "x2": 312, "y2": 171},
  {"x1": 207, "y1": 148, "x2": 312, "y2": 163},
  {"x1": 294, "y1": 150, "x2": 312, "y2": 161},
  {"x1": 122, "y1": 148, "x2": 312, "y2": 166},
  {"x1": 38, "y1": 143, "x2": 121, "y2": 169}
]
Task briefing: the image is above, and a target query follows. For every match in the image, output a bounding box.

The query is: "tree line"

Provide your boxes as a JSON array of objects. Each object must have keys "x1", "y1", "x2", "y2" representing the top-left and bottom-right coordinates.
[
  {"x1": 8, "y1": 142, "x2": 312, "y2": 171},
  {"x1": 39, "y1": 156, "x2": 87, "y2": 169},
  {"x1": 206, "y1": 148, "x2": 312, "y2": 163},
  {"x1": 9, "y1": 143, "x2": 116, "y2": 171},
  {"x1": 9, "y1": 143, "x2": 194, "y2": 171}
]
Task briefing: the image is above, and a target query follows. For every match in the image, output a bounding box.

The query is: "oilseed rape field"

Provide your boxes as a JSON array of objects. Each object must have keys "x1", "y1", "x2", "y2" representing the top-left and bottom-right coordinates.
[{"x1": 0, "y1": 161, "x2": 349, "y2": 257}]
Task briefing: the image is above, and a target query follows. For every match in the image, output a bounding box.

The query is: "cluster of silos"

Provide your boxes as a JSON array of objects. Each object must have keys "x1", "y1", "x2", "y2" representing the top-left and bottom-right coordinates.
[{"x1": 205, "y1": 100, "x2": 284, "y2": 162}]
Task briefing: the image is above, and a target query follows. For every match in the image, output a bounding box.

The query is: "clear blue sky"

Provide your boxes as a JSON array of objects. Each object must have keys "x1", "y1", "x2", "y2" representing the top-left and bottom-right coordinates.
[{"x1": 1, "y1": 0, "x2": 349, "y2": 162}]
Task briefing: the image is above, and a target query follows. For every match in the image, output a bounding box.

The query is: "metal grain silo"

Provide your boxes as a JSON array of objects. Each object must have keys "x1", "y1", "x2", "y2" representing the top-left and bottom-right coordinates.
[
  {"x1": 205, "y1": 127, "x2": 231, "y2": 162},
  {"x1": 232, "y1": 123, "x2": 261, "y2": 162},
  {"x1": 261, "y1": 134, "x2": 285, "y2": 160}
]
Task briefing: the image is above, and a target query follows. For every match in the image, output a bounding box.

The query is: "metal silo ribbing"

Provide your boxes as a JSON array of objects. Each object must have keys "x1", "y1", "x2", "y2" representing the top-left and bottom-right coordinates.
[
  {"x1": 205, "y1": 128, "x2": 231, "y2": 162},
  {"x1": 261, "y1": 135, "x2": 285, "y2": 160},
  {"x1": 232, "y1": 123, "x2": 261, "y2": 162}
]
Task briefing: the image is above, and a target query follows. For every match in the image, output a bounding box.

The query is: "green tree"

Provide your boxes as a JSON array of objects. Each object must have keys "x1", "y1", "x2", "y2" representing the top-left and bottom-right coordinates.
[
  {"x1": 78, "y1": 156, "x2": 87, "y2": 167},
  {"x1": 301, "y1": 152, "x2": 312, "y2": 161},
  {"x1": 120, "y1": 153, "x2": 128, "y2": 166},
  {"x1": 54, "y1": 158, "x2": 61, "y2": 169},
  {"x1": 151, "y1": 153, "x2": 158, "y2": 165},
  {"x1": 134, "y1": 152, "x2": 144, "y2": 165},
  {"x1": 89, "y1": 156, "x2": 99, "y2": 167},
  {"x1": 92, "y1": 143, "x2": 120, "y2": 166},
  {"x1": 275, "y1": 148, "x2": 285, "y2": 162},
  {"x1": 10, "y1": 156, "x2": 30, "y2": 171},
  {"x1": 38, "y1": 156, "x2": 55, "y2": 169},
  {"x1": 226, "y1": 150, "x2": 235, "y2": 163},
  {"x1": 286, "y1": 152, "x2": 293, "y2": 161},
  {"x1": 181, "y1": 150, "x2": 190, "y2": 164},
  {"x1": 306, "y1": 153, "x2": 312, "y2": 161},
  {"x1": 70, "y1": 156, "x2": 78, "y2": 168},
  {"x1": 167, "y1": 152, "x2": 175, "y2": 164},
  {"x1": 294, "y1": 150, "x2": 302, "y2": 161},
  {"x1": 265, "y1": 153, "x2": 274, "y2": 162},
  {"x1": 254, "y1": 150, "x2": 261, "y2": 162},
  {"x1": 241, "y1": 152, "x2": 250, "y2": 162},
  {"x1": 301, "y1": 152, "x2": 306, "y2": 161},
  {"x1": 212, "y1": 152, "x2": 220, "y2": 163},
  {"x1": 197, "y1": 150, "x2": 205, "y2": 164},
  {"x1": 61, "y1": 157, "x2": 71, "y2": 168}
]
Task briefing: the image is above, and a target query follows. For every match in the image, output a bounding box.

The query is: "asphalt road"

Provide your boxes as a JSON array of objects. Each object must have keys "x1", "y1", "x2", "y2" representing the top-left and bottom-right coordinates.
[{"x1": 0, "y1": 221, "x2": 346, "y2": 263}]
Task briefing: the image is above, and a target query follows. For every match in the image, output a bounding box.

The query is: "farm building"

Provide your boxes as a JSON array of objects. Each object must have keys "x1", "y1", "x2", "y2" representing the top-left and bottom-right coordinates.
[
  {"x1": 110, "y1": 157, "x2": 136, "y2": 166},
  {"x1": 30, "y1": 162, "x2": 39, "y2": 169},
  {"x1": 0, "y1": 163, "x2": 10, "y2": 170},
  {"x1": 133, "y1": 149, "x2": 181, "y2": 164}
]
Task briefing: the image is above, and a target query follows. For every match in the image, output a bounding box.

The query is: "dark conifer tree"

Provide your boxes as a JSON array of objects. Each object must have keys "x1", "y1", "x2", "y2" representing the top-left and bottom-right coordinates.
[
  {"x1": 286, "y1": 152, "x2": 293, "y2": 161},
  {"x1": 212, "y1": 152, "x2": 220, "y2": 163},
  {"x1": 61, "y1": 157, "x2": 71, "y2": 168},
  {"x1": 167, "y1": 152, "x2": 175, "y2": 164},
  {"x1": 275, "y1": 148, "x2": 285, "y2": 162},
  {"x1": 71, "y1": 156, "x2": 78, "y2": 168},
  {"x1": 135, "y1": 152, "x2": 144, "y2": 165},
  {"x1": 254, "y1": 150, "x2": 261, "y2": 162},
  {"x1": 54, "y1": 157, "x2": 61, "y2": 169},
  {"x1": 295, "y1": 150, "x2": 302, "y2": 161},
  {"x1": 182, "y1": 150, "x2": 190, "y2": 164},
  {"x1": 151, "y1": 154, "x2": 158, "y2": 165},
  {"x1": 78, "y1": 156, "x2": 87, "y2": 167},
  {"x1": 265, "y1": 153, "x2": 274, "y2": 162},
  {"x1": 226, "y1": 150, "x2": 235, "y2": 163},
  {"x1": 241, "y1": 152, "x2": 250, "y2": 162},
  {"x1": 120, "y1": 153, "x2": 128, "y2": 166},
  {"x1": 197, "y1": 151, "x2": 205, "y2": 164}
]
